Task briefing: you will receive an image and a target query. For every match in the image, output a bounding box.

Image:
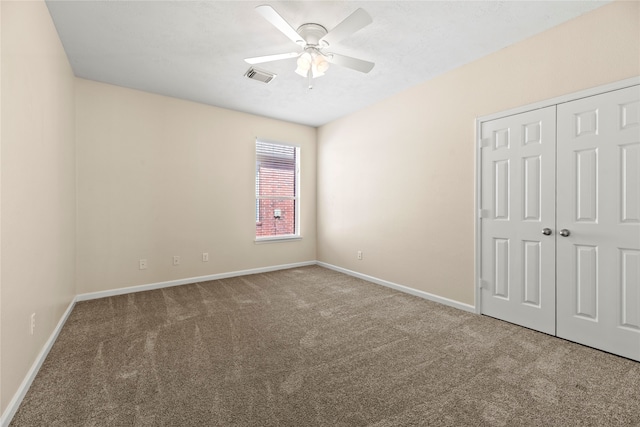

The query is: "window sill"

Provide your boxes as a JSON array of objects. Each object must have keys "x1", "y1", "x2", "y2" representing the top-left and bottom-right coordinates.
[{"x1": 255, "y1": 235, "x2": 302, "y2": 244}]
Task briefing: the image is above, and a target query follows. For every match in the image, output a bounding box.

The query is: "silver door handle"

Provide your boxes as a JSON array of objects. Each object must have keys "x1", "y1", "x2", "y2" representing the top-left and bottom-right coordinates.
[
  {"x1": 559, "y1": 229, "x2": 571, "y2": 237},
  {"x1": 542, "y1": 228, "x2": 552, "y2": 236}
]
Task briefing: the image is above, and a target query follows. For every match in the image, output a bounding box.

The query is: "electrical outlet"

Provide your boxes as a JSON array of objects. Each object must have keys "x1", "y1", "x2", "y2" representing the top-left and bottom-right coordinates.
[
  {"x1": 202, "y1": 252, "x2": 209, "y2": 262},
  {"x1": 30, "y1": 313, "x2": 36, "y2": 335},
  {"x1": 139, "y1": 259, "x2": 147, "y2": 270},
  {"x1": 357, "y1": 250, "x2": 363, "y2": 260},
  {"x1": 173, "y1": 255, "x2": 181, "y2": 266}
]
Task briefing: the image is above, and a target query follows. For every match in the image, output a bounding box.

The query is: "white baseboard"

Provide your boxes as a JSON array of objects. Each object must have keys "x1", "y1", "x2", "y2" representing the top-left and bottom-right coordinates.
[
  {"x1": 75, "y1": 261, "x2": 317, "y2": 301},
  {"x1": 1, "y1": 297, "x2": 77, "y2": 427},
  {"x1": 317, "y1": 262, "x2": 476, "y2": 313}
]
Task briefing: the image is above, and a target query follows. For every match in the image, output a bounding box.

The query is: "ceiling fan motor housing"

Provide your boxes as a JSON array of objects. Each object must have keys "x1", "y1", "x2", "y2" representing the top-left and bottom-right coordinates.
[{"x1": 296, "y1": 23, "x2": 329, "y2": 47}]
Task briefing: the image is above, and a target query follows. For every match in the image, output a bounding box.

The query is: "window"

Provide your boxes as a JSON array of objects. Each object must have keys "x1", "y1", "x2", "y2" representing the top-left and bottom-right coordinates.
[{"x1": 255, "y1": 140, "x2": 300, "y2": 240}]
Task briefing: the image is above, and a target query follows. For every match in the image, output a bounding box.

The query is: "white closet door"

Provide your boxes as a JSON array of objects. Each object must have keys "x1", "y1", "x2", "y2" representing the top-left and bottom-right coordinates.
[
  {"x1": 557, "y1": 85, "x2": 640, "y2": 361},
  {"x1": 480, "y1": 106, "x2": 557, "y2": 335}
]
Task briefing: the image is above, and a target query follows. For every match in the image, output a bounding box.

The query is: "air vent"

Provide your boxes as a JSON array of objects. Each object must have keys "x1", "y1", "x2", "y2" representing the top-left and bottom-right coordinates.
[{"x1": 244, "y1": 67, "x2": 276, "y2": 84}]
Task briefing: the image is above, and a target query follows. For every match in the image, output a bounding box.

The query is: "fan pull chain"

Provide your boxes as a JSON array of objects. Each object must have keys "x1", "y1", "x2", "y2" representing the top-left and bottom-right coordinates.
[{"x1": 307, "y1": 68, "x2": 313, "y2": 90}]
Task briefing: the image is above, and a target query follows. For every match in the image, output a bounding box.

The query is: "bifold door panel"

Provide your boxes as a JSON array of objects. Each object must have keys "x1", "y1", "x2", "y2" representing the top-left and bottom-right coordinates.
[
  {"x1": 480, "y1": 106, "x2": 557, "y2": 335},
  {"x1": 556, "y1": 86, "x2": 640, "y2": 361},
  {"x1": 480, "y1": 85, "x2": 640, "y2": 361}
]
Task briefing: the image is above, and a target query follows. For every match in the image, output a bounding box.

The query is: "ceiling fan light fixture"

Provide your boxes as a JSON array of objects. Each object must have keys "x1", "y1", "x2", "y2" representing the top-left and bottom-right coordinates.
[
  {"x1": 313, "y1": 54, "x2": 329, "y2": 74},
  {"x1": 295, "y1": 49, "x2": 329, "y2": 78},
  {"x1": 295, "y1": 52, "x2": 312, "y2": 77}
]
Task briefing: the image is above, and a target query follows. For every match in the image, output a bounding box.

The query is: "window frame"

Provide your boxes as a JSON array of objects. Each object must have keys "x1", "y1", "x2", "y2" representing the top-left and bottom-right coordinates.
[{"x1": 254, "y1": 139, "x2": 301, "y2": 242}]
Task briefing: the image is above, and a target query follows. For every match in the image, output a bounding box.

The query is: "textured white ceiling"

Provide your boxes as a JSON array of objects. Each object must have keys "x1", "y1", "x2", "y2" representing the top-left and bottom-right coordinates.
[{"x1": 45, "y1": 1, "x2": 610, "y2": 127}]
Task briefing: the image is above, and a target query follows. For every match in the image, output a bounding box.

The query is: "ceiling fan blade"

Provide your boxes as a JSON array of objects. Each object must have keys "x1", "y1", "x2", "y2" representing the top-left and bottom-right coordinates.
[
  {"x1": 245, "y1": 52, "x2": 300, "y2": 65},
  {"x1": 319, "y1": 8, "x2": 372, "y2": 47},
  {"x1": 255, "y1": 5, "x2": 304, "y2": 45},
  {"x1": 327, "y1": 53, "x2": 374, "y2": 73}
]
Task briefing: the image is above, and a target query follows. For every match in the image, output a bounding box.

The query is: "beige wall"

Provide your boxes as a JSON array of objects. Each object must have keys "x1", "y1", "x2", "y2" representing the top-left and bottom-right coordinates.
[
  {"x1": 317, "y1": 1, "x2": 640, "y2": 305},
  {"x1": 1, "y1": 0, "x2": 76, "y2": 415},
  {"x1": 75, "y1": 80, "x2": 317, "y2": 294}
]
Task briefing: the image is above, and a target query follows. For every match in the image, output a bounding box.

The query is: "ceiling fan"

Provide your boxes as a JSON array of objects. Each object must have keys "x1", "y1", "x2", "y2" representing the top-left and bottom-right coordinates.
[{"x1": 245, "y1": 5, "x2": 375, "y2": 88}]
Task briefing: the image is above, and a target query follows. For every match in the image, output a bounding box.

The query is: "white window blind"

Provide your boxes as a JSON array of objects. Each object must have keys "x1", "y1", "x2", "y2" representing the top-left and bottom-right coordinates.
[{"x1": 255, "y1": 140, "x2": 300, "y2": 239}]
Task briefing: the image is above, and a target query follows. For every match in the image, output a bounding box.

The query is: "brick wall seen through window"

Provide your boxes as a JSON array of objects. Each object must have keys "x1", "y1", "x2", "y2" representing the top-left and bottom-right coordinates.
[{"x1": 255, "y1": 141, "x2": 299, "y2": 238}]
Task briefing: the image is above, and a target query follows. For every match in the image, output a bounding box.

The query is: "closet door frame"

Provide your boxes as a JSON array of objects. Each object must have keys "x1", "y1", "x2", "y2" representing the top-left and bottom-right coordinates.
[{"x1": 474, "y1": 76, "x2": 640, "y2": 314}]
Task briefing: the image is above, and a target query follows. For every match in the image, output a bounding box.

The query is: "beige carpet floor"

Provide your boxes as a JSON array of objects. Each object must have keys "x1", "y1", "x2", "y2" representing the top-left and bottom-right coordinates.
[{"x1": 10, "y1": 265, "x2": 640, "y2": 426}]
